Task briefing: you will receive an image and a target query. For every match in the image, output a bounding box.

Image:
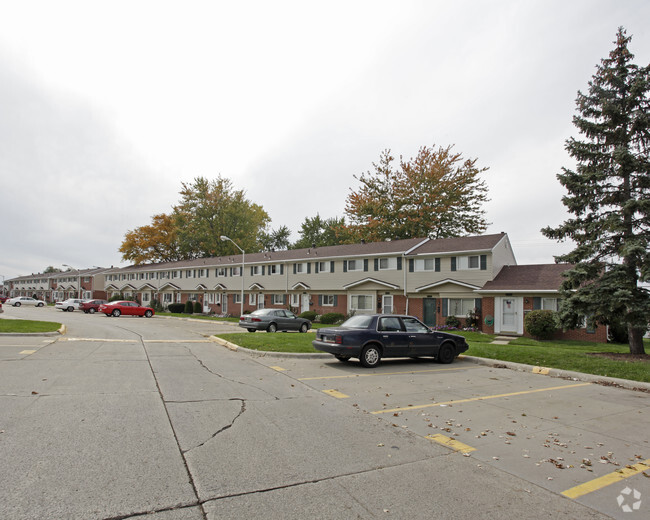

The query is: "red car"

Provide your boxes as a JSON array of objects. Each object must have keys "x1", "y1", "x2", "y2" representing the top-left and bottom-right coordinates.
[
  {"x1": 80, "y1": 299, "x2": 107, "y2": 314},
  {"x1": 99, "y1": 301, "x2": 155, "y2": 318}
]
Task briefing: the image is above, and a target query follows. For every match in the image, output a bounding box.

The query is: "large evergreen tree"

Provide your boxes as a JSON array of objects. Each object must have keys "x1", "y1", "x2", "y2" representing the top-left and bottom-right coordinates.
[{"x1": 542, "y1": 28, "x2": 650, "y2": 354}]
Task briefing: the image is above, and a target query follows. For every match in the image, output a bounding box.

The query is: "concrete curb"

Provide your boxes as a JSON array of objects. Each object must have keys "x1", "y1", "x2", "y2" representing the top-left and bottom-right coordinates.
[
  {"x1": 211, "y1": 337, "x2": 650, "y2": 392},
  {"x1": 0, "y1": 323, "x2": 65, "y2": 337}
]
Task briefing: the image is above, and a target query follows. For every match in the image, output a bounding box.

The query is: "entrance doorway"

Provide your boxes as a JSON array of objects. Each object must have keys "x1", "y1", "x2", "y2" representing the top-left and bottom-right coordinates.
[
  {"x1": 423, "y1": 298, "x2": 437, "y2": 326},
  {"x1": 301, "y1": 293, "x2": 309, "y2": 313}
]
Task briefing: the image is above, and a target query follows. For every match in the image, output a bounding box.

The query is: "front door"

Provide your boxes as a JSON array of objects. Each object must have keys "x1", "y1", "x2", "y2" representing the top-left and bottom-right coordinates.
[
  {"x1": 500, "y1": 297, "x2": 520, "y2": 333},
  {"x1": 301, "y1": 293, "x2": 309, "y2": 313},
  {"x1": 382, "y1": 295, "x2": 393, "y2": 314},
  {"x1": 423, "y1": 298, "x2": 437, "y2": 326},
  {"x1": 222, "y1": 293, "x2": 228, "y2": 315}
]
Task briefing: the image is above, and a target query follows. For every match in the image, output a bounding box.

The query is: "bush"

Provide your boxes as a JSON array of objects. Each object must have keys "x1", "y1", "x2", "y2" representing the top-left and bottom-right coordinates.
[
  {"x1": 320, "y1": 312, "x2": 345, "y2": 325},
  {"x1": 184, "y1": 300, "x2": 194, "y2": 314},
  {"x1": 465, "y1": 310, "x2": 481, "y2": 328},
  {"x1": 193, "y1": 301, "x2": 202, "y2": 314},
  {"x1": 168, "y1": 303, "x2": 185, "y2": 314},
  {"x1": 445, "y1": 316, "x2": 461, "y2": 328},
  {"x1": 525, "y1": 310, "x2": 558, "y2": 340},
  {"x1": 299, "y1": 311, "x2": 317, "y2": 321},
  {"x1": 151, "y1": 298, "x2": 164, "y2": 313},
  {"x1": 109, "y1": 293, "x2": 124, "y2": 302}
]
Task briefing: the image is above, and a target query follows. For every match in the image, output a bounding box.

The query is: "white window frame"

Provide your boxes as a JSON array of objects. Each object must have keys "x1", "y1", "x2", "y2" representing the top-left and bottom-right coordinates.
[
  {"x1": 449, "y1": 298, "x2": 476, "y2": 317},
  {"x1": 249, "y1": 293, "x2": 256, "y2": 305},
  {"x1": 457, "y1": 255, "x2": 480, "y2": 270},
  {"x1": 272, "y1": 294, "x2": 284, "y2": 305},
  {"x1": 318, "y1": 262, "x2": 331, "y2": 273},
  {"x1": 252, "y1": 266, "x2": 261, "y2": 276},
  {"x1": 295, "y1": 263, "x2": 305, "y2": 274},
  {"x1": 269, "y1": 264, "x2": 281, "y2": 275},
  {"x1": 347, "y1": 260, "x2": 363, "y2": 272},
  {"x1": 322, "y1": 295, "x2": 335, "y2": 306},
  {"x1": 379, "y1": 257, "x2": 397, "y2": 270},
  {"x1": 542, "y1": 298, "x2": 559, "y2": 311},
  {"x1": 232, "y1": 267, "x2": 241, "y2": 276},
  {"x1": 415, "y1": 258, "x2": 435, "y2": 271},
  {"x1": 291, "y1": 294, "x2": 299, "y2": 306},
  {"x1": 233, "y1": 293, "x2": 242, "y2": 304},
  {"x1": 350, "y1": 294, "x2": 374, "y2": 311}
]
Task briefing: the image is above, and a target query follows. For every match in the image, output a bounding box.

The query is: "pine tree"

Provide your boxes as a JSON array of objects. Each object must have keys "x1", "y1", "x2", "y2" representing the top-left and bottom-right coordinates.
[{"x1": 542, "y1": 28, "x2": 650, "y2": 354}]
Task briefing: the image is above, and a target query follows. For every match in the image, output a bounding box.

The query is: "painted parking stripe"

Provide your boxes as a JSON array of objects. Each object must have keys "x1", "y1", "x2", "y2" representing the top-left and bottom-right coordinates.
[
  {"x1": 426, "y1": 434, "x2": 476, "y2": 453},
  {"x1": 299, "y1": 366, "x2": 473, "y2": 381},
  {"x1": 323, "y1": 389, "x2": 350, "y2": 399},
  {"x1": 372, "y1": 382, "x2": 591, "y2": 414},
  {"x1": 562, "y1": 459, "x2": 650, "y2": 499},
  {"x1": 269, "y1": 366, "x2": 286, "y2": 372},
  {"x1": 20, "y1": 350, "x2": 37, "y2": 354}
]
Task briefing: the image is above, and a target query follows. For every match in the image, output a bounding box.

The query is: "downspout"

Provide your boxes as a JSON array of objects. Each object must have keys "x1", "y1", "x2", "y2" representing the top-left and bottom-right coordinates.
[{"x1": 403, "y1": 253, "x2": 409, "y2": 315}]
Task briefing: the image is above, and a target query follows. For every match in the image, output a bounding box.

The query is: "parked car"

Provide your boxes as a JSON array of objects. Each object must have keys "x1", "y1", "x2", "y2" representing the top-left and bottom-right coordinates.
[
  {"x1": 239, "y1": 308, "x2": 311, "y2": 333},
  {"x1": 99, "y1": 301, "x2": 155, "y2": 318},
  {"x1": 0, "y1": 296, "x2": 8, "y2": 303},
  {"x1": 55, "y1": 298, "x2": 85, "y2": 312},
  {"x1": 0, "y1": 302, "x2": 3, "y2": 313},
  {"x1": 80, "y1": 299, "x2": 108, "y2": 314},
  {"x1": 313, "y1": 314, "x2": 469, "y2": 368},
  {"x1": 7, "y1": 296, "x2": 46, "y2": 307}
]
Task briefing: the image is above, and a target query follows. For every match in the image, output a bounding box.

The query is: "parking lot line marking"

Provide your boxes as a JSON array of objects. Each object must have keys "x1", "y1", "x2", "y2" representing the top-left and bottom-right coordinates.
[
  {"x1": 19, "y1": 350, "x2": 37, "y2": 354},
  {"x1": 562, "y1": 459, "x2": 650, "y2": 499},
  {"x1": 60, "y1": 338, "x2": 139, "y2": 343},
  {"x1": 371, "y1": 382, "x2": 591, "y2": 414},
  {"x1": 299, "y1": 366, "x2": 472, "y2": 381},
  {"x1": 270, "y1": 366, "x2": 286, "y2": 371},
  {"x1": 323, "y1": 389, "x2": 350, "y2": 399},
  {"x1": 426, "y1": 434, "x2": 476, "y2": 453}
]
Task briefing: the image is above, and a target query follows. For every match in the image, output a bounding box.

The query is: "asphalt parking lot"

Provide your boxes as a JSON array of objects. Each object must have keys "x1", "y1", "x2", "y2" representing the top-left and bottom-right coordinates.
[{"x1": 249, "y1": 351, "x2": 650, "y2": 519}]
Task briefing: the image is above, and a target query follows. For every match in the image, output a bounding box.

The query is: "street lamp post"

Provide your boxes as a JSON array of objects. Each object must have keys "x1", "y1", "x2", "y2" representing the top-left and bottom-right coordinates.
[
  {"x1": 220, "y1": 236, "x2": 244, "y2": 317},
  {"x1": 63, "y1": 264, "x2": 82, "y2": 299}
]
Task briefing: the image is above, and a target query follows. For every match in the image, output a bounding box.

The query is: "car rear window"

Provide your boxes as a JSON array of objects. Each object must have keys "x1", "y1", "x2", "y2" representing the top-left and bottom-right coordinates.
[{"x1": 341, "y1": 315, "x2": 373, "y2": 328}]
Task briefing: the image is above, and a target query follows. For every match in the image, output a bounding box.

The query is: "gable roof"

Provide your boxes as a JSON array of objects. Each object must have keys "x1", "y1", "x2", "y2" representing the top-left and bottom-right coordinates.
[
  {"x1": 478, "y1": 264, "x2": 572, "y2": 293},
  {"x1": 409, "y1": 233, "x2": 507, "y2": 255}
]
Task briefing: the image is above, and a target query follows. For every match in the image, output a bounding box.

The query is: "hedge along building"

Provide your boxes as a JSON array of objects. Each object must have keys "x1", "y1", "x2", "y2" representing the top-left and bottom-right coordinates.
[{"x1": 103, "y1": 233, "x2": 515, "y2": 325}]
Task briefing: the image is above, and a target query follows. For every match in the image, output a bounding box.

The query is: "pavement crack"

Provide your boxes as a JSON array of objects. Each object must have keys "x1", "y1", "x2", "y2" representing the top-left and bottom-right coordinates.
[{"x1": 184, "y1": 398, "x2": 247, "y2": 454}]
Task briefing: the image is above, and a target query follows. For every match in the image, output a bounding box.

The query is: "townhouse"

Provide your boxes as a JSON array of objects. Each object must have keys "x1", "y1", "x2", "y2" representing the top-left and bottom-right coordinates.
[{"x1": 5, "y1": 233, "x2": 607, "y2": 341}]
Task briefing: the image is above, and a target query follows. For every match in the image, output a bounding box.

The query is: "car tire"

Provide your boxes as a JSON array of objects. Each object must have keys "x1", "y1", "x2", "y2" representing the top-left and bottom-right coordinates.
[
  {"x1": 89, "y1": 308, "x2": 96, "y2": 314},
  {"x1": 334, "y1": 354, "x2": 351, "y2": 362},
  {"x1": 67, "y1": 306, "x2": 74, "y2": 312},
  {"x1": 112, "y1": 309, "x2": 121, "y2": 317},
  {"x1": 144, "y1": 310, "x2": 153, "y2": 318},
  {"x1": 437, "y1": 343, "x2": 456, "y2": 364},
  {"x1": 359, "y1": 345, "x2": 381, "y2": 368},
  {"x1": 247, "y1": 329, "x2": 256, "y2": 333},
  {"x1": 299, "y1": 323, "x2": 309, "y2": 333},
  {"x1": 267, "y1": 323, "x2": 277, "y2": 333},
  {"x1": 14, "y1": 302, "x2": 21, "y2": 307},
  {"x1": 37, "y1": 302, "x2": 44, "y2": 307}
]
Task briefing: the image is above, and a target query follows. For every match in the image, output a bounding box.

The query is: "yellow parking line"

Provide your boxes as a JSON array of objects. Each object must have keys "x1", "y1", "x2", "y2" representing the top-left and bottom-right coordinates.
[
  {"x1": 372, "y1": 382, "x2": 591, "y2": 414},
  {"x1": 299, "y1": 366, "x2": 471, "y2": 381},
  {"x1": 426, "y1": 434, "x2": 476, "y2": 453},
  {"x1": 562, "y1": 459, "x2": 650, "y2": 499},
  {"x1": 269, "y1": 366, "x2": 286, "y2": 372},
  {"x1": 323, "y1": 389, "x2": 350, "y2": 399},
  {"x1": 20, "y1": 350, "x2": 37, "y2": 354}
]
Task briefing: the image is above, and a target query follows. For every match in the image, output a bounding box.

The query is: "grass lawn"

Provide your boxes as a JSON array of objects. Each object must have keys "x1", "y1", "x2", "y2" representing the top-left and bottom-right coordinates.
[
  {"x1": 215, "y1": 329, "x2": 650, "y2": 383},
  {"x1": 0, "y1": 319, "x2": 62, "y2": 333}
]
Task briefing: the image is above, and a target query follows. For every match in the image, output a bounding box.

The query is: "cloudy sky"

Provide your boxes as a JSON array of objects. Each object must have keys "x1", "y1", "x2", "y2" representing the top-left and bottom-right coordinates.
[{"x1": 1, "y1": 0, "x2": 648, "y2": 281}]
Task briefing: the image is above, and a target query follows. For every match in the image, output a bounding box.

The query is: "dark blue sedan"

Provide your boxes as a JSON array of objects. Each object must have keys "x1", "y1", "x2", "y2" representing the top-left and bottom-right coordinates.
[{"x1": 313, "y1": 314, "x2": 469, "y2": 368}]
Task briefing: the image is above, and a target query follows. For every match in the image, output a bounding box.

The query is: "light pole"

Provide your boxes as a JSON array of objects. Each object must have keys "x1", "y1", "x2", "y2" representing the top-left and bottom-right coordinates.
[
  {"x1": 63, "y1": 264, "x2": 82, "y2": 299},
  {"x1": 220, "y1": 235, "x2": 244, "y2": 317}
]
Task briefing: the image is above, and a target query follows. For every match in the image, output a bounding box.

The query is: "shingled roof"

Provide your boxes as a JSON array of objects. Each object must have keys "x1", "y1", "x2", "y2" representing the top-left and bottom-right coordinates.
[{"x1": 479, "y1": 264, "x2": 572, "y2": 292}]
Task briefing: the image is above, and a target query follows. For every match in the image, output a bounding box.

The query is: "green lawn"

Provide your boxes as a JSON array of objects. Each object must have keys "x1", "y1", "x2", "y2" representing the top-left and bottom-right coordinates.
[
  {"x1": 215, "y1": 329, "x2": 650, "y2": 383},
  {"x1": 0, "y1": 319, "x2": 62, "y2": 333}
]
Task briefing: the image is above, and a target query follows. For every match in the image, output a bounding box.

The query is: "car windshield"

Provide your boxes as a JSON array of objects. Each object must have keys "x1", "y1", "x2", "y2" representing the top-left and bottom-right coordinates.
[{"x1": 340, "y1": 315, "x2": 374, "y2": 329}]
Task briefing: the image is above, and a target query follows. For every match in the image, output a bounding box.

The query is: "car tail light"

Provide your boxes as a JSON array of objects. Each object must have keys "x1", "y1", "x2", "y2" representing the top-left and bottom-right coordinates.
[
  {"x1": 335, "y1": 335, "x2": 343, "y2": 344},
  {"x1": 251, "y1": 318, "x2": 262, "y2": 322}
]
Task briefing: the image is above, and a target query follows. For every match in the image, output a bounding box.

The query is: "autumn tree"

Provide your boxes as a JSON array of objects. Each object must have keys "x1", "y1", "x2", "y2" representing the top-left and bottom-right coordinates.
[
  {"x1": 542, "y1": 28, "x2": 650, "y2": 355},
  {"x1": 345, "y1": 146, "x2": 489, "y2": 241},
  {"x1": 119, "y1": 176, "x2": 270, "y2": 263},
  {"x1": 119, "y1": 213, "x2": 182, "y2": 264},
  {"x1": 292, "y1": 214, "x2": 353, "y2": 249}
]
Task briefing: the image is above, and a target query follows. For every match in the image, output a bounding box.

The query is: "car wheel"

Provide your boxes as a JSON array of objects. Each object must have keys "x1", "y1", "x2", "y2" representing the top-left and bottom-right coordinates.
[
  {"x1": 144, "y1": 310, "x2": 153, "y2": 318},
  {"x1": 267, "y1": 323, "x2": 277, "y2": 333},
  {"x1": 67, "y1": 306, "x2": 74, "y2": 312},
  {"x1": 334, "y1": 354, "x2": 351, "y2": 362},
  {"x1": 112, "y1": 309, "x2": 121, "y2": 317},
  {"x1": 89, "y1": 308, "x2": 96, "y2": 314},
  {"x1": 437, "y1": 343, "x2": 456, "y2": 364},
  {"x1": 247, "y1": 329, "x2": 256, "y2": 333},
  {"x1": 14, "y1": 302, "x2": 21, "y2": 307},
  {"x1": 37, "y1": 302, "x2": 44, "y2": 307},
  {"x1": 360, "y1": 345, "x2": 381, "y2": 368},
  {"x1": 299, "y1": 323, "x2": 309, "y2": 333}
]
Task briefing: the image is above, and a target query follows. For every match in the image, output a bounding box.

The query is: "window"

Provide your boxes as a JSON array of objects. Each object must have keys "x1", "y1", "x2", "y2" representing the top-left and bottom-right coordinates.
[
  {"x1": 351, "y1": 294, "x2": 373, "y2": 311},
  {"x1": 318, "y1": 262, "x2": 330, "y2": 273},
  {"x1": 272, "y1": 294, "x2": 285, "y2": 305},
  {"x1": 186, "y1": 270, "x2": 193, "y2": 278},
  {"x1": 199, "y1": 269, "x2": 205, "y2": 277},
  {"x1": 233, "y1": 293, "x2": 242, "y2": 304},
  {"x1": 295, "y1": 263, "x2": 305, "y2": 274},
  {"x1": 216, "y1": 268, "x2": 226, "y2": 277},
  {"x1": 232, "y1": 267, "x2": 241, "y2": 276},
  {"x1": 347, "y1": 260, "x2": 363, "y2": 271},
  {"x1": 142, "y1": 293, "x2": 150, "y2": 302},
  {"x1": 542, "y1": 298, "x2": 558, "y2": 311},
  {"x1": 456, "y1": 255, "x2": 481, "y2": 270},
  {"x1": 252, "y1": 266, "x2": 261, "y2": 275},
  {"x1": 322, "y1": 295, "x2": 335, "y2": 306},
  {"x1": 379, "y1": 257, "x2": 396, "y2": 270},
  {"x1": 449, "y1": 298, "x2": 476, "y2": 317},
  {"x1": 415, "y1": 258, "x2": 435, "y2": 271},
  {"x1": 249, "y1": 293, "x2": 256, "y2": 305},
  {"x1": 291, "y1": 294, "x2": 299, "y2": 306}
]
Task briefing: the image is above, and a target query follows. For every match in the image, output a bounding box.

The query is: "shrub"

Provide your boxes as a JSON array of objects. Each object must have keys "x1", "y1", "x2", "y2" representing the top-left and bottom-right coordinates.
[
  {"x1": 184, "y1": 300, "x2": 194, "y2": 314},
  {"x1": 524, "y1": 310, "x2": 558, "y2": 340},
  {"x1": 299, "y1": 311, "x2": 317, "y2": 321},
  {"x1": 465, "y1": 310, "x2": 481, "y2": 328},
  {"x1": 193, "y1": 301, "x2": 202, "y2": 314},
  {"x1": 109, "y1": 293, "x2": 124, "y2": 302},
  {"x1": 320, "y1": 312, "x2": 345, "y2": 325},
  {"x1": 445, "y1": 316, "x2": 461, "y2": 328},
  {"x1": 151, "y1": 298, "x2": 164, "y2": 313},
  {"x1": 168, "y1": 303, "x2": 185, "y2": 314}
]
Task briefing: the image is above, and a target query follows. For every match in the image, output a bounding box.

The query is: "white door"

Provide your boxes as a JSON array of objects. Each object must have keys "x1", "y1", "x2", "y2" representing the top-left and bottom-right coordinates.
[
  {"x1": 203, "y1": 293, "x2": 210, "y2": 313},
  {"x1": 301, "y1": 293, "x2": 309, "y2": 313},
  {"x1": 497, "y1": 297, "x2": 523, "y2": 334},
  {"x1": 382, "y1": 295, "x2": 393, "y2": 314},
  {"x1": 222, "y1": 293, "x2": 228, "y2": 314}
]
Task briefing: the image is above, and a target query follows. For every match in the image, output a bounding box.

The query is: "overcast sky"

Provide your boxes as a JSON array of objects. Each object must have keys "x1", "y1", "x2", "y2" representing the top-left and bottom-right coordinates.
[{"x1": 1, "y1": 0, "x2": 649, "y2": 281}]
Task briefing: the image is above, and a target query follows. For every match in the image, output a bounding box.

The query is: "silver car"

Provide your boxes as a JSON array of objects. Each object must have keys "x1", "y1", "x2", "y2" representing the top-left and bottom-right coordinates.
[
  {"x1": 7, "y1": 296, "x2": 46, "y2": 307},
  {"x1": 55, "y1": 298, "x2": 85, "y2": 312},
  {"x1": 239, "y1": 308, "x2": 311, "y2": 333}
]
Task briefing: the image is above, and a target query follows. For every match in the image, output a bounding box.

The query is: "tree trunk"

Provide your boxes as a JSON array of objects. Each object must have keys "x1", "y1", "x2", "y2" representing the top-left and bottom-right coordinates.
[{"x1": 628, "y1": 325, "x2": 646, "y2": 355}]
